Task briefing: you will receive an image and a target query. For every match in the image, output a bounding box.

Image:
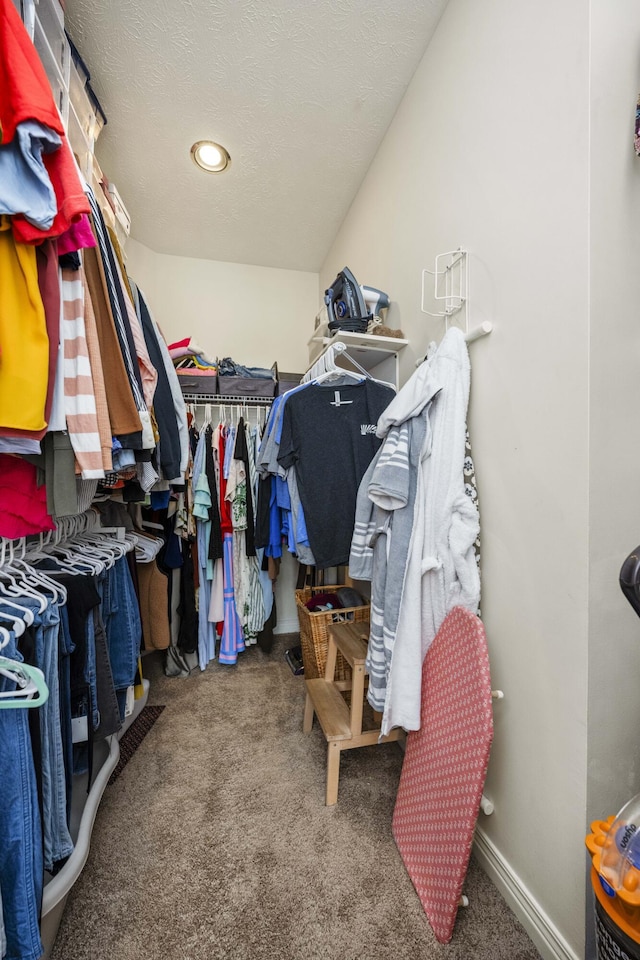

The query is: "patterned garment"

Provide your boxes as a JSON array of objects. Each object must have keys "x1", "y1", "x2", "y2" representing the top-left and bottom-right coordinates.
[
  {"x1": 381, "y1": 333, "x2": 481, "y2": 738},
  {"x1": 352, "y1": 416, "x2": 426, "y2": 714},
  {"x1": 227, "y1": 424, "x2": 265, "y2": 643},
  {"x1": 179, "y1": 423, "x2": 198, "y2": 540},
  {"x1": 636, "y1": 94, "x2": 640, "y2": 157},
  {"x1": 59, "y1": 269, "x2": 104, "y2": 478},
  {"x1": 192, "y1": 429, "x2": 216, "y2": 669},
  {"x1": 86, "y1": 188, "x2": 154, "y2": 450},
  {"x1": 392, "y1": 606, "x2": 493, "y2": 944},
  {"x1": 240, "y1": 423, "x2": 265, "y2": 640},
  {"x1": 463, "y1": 429, "x2": 481, "y2": 573},
  {"x1": 218, "y1": 532, "x2": 245, "y2": 664},
  {"x1": 76, "y1": 479, "x2": 98, "y2": 513},
  {"x1": 86, "y1": 190, "x2": 145, "y2": 413}
]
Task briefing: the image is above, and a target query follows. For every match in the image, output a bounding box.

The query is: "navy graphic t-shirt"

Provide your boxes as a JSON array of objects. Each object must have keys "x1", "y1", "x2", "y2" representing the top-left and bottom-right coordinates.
[{"x1": 278, "y1": 380, "x2": 394, "y2": 568}]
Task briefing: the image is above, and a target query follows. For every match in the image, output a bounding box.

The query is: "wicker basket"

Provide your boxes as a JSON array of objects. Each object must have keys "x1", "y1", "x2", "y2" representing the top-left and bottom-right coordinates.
[{"x1": 295, "y1": 586, "x2": 370, "y2": 681}]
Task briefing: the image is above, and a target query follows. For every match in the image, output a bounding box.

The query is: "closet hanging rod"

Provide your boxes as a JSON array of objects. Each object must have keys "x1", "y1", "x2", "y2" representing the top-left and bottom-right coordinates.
[
  {"x1": 415, "y1": 322, "x2": 492, "y2": 366},
  {"x1": 465, "y1": 321, "x2": 493, "y2": 343},
  {"x1": 181, "y1": 394, "x2": 274, "y2": 405},
  {"x1": 480, "y1": 794, "x2": 494, "y2": 816}
]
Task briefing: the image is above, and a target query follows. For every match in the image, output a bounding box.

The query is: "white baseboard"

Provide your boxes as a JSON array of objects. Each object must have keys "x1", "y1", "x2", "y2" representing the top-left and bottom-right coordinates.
[
  {"x1": 274, "y1": 617, "x2": 300, "y2": 636},
  {"x1": 473, "y1": 828, "x2": 580, "y2": 960}
]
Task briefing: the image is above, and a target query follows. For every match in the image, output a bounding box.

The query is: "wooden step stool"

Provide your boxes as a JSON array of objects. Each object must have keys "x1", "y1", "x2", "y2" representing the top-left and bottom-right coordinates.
[{"x1": 302, "y1": 620, "x2": 402, "y2": 805}]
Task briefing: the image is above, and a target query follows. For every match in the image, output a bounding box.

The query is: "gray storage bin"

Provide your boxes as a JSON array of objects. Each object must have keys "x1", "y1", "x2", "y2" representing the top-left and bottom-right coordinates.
[
  {"x1": 217, "y1": 361, "x2": 277, "y2": 398},
  {"x1": 176, "y1": 373, "x2": 218, "y2": 396},
  {"x1": 277, "y1": 371, "x2": 303, "y2": 395},
  {"x1": 217, "y1": 375, "x2": 276, "y2": 398}
]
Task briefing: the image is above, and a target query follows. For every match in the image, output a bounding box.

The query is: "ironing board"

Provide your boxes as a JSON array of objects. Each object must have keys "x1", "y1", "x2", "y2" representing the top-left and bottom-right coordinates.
[{"x1": 392, "y1": 606, "x2": 493, "y2": 944}]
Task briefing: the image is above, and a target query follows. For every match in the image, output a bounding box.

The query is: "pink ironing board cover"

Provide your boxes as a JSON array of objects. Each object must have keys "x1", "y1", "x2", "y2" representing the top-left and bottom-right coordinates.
[{"x1": 392, "y1": 606, "x2": 494, "y2": 943}]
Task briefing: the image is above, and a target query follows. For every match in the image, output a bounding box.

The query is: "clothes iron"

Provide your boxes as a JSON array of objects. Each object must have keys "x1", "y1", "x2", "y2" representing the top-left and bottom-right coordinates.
[
  {"x1": 360, "y1": 285, "x2": 390, "y2": 319},
  {"x1": 324, "y1": 267, "x2": 371, "y2": 334}
]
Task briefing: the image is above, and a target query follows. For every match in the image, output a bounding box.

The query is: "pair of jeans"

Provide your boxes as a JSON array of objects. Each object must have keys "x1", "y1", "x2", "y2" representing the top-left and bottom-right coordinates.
[
  {"x1": 35, "y1": 567, "x2": 100, "y2": 736},
  {"x1": 0, "y1": 630, "x2": 44, "y2": 960},
  {"x1": 35, "y1": 600, "x2": 73, "y2": 872},
  {"x1": 93, "y1": 605, "x2": 122, "y2": 741},
  {"x1": 57, "y1": 604, "x2": 75, "y2": 827},
  {"x1": 7, "y1": 597, "x2": 74, "y2": 873},
  {"x1": 84, "y1": 609, "x2": 100, "y2": 732},
  {"x1": 100, "y1": 557, "x2": 141, "y2": 718}
]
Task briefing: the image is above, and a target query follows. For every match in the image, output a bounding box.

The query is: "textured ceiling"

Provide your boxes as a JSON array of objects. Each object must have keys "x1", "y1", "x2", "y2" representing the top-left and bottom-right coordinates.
[{"x1": 64, "y1": 0, "x2": 448, "y2": 271}]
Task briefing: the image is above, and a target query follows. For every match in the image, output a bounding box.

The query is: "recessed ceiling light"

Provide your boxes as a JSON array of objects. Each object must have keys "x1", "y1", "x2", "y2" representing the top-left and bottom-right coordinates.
[{"x1": 190, "y1": 140, "x2": 231, "y2": 173}]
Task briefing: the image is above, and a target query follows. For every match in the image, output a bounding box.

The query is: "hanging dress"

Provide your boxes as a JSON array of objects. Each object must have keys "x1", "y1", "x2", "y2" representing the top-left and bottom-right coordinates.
[
  {"x1": 217, "y1": 425, "x2": 245, "y2": 665},
  {"x1": 227, "y1": 419, "x2": 265, "y2": 644},
  {"x1": 192, "y1": 428, "x2": 216, "y2": 669},
  {"x1": 207, "y1": 423, "x2": 224, "y2": 626}
]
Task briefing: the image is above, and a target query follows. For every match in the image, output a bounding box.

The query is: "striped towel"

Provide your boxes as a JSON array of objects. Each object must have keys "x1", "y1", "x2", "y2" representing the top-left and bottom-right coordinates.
[{"x1": 60, "y1": 268, "x2": 104, "y2": 479}]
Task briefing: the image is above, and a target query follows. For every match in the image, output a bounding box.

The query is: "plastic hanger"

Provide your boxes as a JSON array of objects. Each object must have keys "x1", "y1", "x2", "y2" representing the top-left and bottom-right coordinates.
[
  {"x1": 312, "y1": 368, "x2": 365, "y2": 385},
  {"x1": 0, "y1": 573, "x2": 47, "y2": 614},
  {"x1": 72, "y1": 534, "x2": 119, "y2": 568},
  {"x1": 0, "y1": 598, "x2": 31, "y2": 636},
  {"x1": 0, "y1": 624, "x2": 11, "y2": 652},
  {"x1": 0, "y1": 545, "x2": 48, "y2": 614},
  {"x1": 11, "y1": 557, "x2": 68, "y2": 606},
  {"x1": 0, "y1": 659, "x2": 49, "y2": 709},
  {"x1": 304, "y1": 341, "x2": 396, "y2": 392},
  {"x1": 0, "y1": 563, "x2": 39, "y2": 625},
  {"x1": 41, "y1": 541, "x2": 103, "y2": 575},
  {"x1": 80, "y1": 533, "x2": 126, "y2": 564},
  {"x1": 7, "y1": 538, "x2": 67, "y2": 606},
  {"x1": 335, "y1": 346, "x2": 396, "y2": 391}
]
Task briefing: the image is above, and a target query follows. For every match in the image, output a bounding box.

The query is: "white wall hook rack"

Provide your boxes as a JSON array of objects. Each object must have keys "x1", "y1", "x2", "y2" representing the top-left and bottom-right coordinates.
[
  {"x1": 421, "y1": 248, "x2": 468, "y2": 321},
  {"x1": 418, "y1": 248, "x2": 492, "y2": 358}
]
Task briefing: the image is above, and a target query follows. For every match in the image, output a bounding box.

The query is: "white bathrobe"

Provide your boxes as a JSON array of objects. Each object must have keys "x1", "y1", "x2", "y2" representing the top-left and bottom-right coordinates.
[{"x1": 379, "y1": 326, "x2": 480, "y2": 736}]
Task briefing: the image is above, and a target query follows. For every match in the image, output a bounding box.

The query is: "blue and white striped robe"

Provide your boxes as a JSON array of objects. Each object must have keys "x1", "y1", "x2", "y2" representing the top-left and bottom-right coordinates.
[{"x1": 350, "y1": 415, "x2": 428, "y2": 714}]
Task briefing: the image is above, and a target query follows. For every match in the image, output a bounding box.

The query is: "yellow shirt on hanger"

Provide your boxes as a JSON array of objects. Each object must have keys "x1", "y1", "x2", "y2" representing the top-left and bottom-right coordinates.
[{"x1": 0, "y1": 216, "x2": 49, "y2": 431}]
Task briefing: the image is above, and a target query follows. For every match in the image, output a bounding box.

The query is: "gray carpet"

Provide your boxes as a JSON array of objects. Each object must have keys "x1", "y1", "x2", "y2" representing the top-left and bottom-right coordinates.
[{"x1": 50, "y1": 635, "x2": 541, "y2": 960}]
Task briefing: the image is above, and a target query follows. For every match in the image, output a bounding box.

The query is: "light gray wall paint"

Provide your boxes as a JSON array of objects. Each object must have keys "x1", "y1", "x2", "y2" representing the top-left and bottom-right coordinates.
[
  {"x1": 321, "y1": 0, "x2": 591, "y2": 954},
  {"x1": 587, "y1": 0, "x2": 640, "y2": 821},
  {"x1": 126, "y1": 238, "x2": 316, "y2": 373}
]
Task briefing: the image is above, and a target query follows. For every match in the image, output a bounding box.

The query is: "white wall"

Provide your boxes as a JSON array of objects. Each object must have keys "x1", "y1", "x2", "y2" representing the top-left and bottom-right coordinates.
[
  {"x1": 125, "y1": 237, "x2": 316, "y2": 373},
  {"x1": 588, "y1": 1, "x2": 640, "y2": 819},
  {"x1": 321, "y1": 1, "x2": 590, "y2": 956}
]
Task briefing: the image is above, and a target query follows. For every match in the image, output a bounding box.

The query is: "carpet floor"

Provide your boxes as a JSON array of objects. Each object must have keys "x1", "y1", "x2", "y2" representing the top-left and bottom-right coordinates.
[{"x1": 50, "y1": 635, "x2": 541, "y2": 960}]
